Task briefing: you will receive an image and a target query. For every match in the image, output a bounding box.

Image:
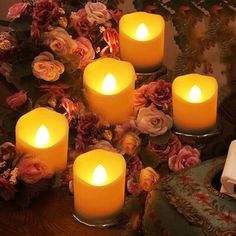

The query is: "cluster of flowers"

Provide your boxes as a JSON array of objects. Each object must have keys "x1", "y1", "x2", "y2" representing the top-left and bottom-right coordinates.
[{"x1": 0, "y1": 0, "x2": 201, "y2": 201}]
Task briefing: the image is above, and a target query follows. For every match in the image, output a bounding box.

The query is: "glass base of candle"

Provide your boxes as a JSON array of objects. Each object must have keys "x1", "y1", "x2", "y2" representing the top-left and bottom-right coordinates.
[
  {"x1": 173, "y1": 122, "x2": 222, "y2": 160},
  {"x1": 73, "y1": 212, "x2": 121, "y2": 228},
  {"x1": 135, "y1": 65, "x2": 167, "y2": 88}
]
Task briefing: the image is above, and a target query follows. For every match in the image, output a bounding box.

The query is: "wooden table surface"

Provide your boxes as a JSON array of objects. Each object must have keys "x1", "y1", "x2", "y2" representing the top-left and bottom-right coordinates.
[{"x1": 0, "y1": 188, "x2": 124, "y2": 236}]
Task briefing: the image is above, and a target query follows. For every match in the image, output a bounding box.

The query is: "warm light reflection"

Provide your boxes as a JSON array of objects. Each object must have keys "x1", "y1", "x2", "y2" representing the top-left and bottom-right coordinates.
[
  {"x1": 136, "y1": 23, "x2": 148, "y2": 41},
  {"x1": 102, "y1": 73, "x2": 117, "y2": 94},
  {"x1": 189, "y1": 85, "x2": 202, "y2": 102},
  {"x1": 92, "y1": 164, "x2": 107, "y2": 185},
  {"x1": 35, "y1": 125, "x2": 50, "y2": 147}
]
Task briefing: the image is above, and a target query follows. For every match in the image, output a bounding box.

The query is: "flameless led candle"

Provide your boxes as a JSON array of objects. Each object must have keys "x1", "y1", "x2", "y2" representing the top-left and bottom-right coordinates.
[
  {"x1": 83, "y1": 58, "x2": 136, "y2": 123},
  {"x1": 172, "y1": 74, "x2": 218, "y2": 134},
  {"x1": 15, "y1": 107, "x2": 69, "y2": 172},
  {"x1": 119, "y1": 12, "x2": 165, "y2": 72},
  {"x1": 73, "y1": 149, "x2": 126, "y2": 224}
]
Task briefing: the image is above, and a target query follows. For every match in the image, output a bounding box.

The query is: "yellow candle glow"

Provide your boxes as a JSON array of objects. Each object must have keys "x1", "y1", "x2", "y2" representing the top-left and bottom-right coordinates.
[
  {"x1": 16, "y1": 107, "x2": 69, "y2": 172},
  {"x1": 119, "y1": 12, "x2": 165, "y2": 72},
  {"x1": 172, "y1": 74, "x2": 218, "y2": 134},
  {"x1": 73, "y1": 149, "x2": 126, "y2": 224},
  {"x1": 83, "y1": 58, "x2": 136, "y2": 123}
]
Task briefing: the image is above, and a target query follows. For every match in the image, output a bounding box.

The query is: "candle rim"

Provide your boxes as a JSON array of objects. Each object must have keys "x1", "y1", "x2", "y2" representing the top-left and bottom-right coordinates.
[
  {"x1": 173, "y1": 74, "x2": 218, "y2": 103},
  {"x1": 83, "y1": 58, "x2": 136, "y2": 95},
  {"x1": 16, "y1": 107, "x2": 69, "y2": 148},
  {"x1": 119, "y1": 11, "x2": 165, "y2": 42},
  {"x1": 73, "y1": 149, "x2": 126, "y2": 186}
]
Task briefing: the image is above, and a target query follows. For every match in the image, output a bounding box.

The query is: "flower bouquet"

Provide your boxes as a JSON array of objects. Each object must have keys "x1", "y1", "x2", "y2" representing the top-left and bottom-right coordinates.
[{"x1": 0, "y1": 0, "x2": 202, "y2": 234}]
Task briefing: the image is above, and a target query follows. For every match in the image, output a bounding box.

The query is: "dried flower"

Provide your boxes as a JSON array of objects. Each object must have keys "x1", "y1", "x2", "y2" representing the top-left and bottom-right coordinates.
[
  {"x1": 136, "y1": 105, "x2": 173, "y2": 136},
  {"x1": 6, "y1": 91, "x2": 27, "y2": 110},
  {"x1": 71, "y1": 9, "x2": 90, "y2": 37},
  {"x1": 31, "y1": 0, "x2": 59, "y2": 39},
  {"x1": 0, "y1": 142, "x2": 16, "y2": 161},
  {"x1": 17, "y1": 157, "x2": 53, "y2": 184},
  {"x1": 134, "y1": 84, "x2": 148, "y2": 110},
  {"x1": 148, "y1": 134, "x2": 182, "y2": 162},
  {"x1": 0, "y1": 176, "x2": 16, "y2": 200},
  {"x1": 75, "y1": 113, "x2": 99, "y2": 152},
  {"x1": 100, "y1": 28, "x2": 119, "y2": 57},
  {"x1": 126, "y1": 155, "x2": 143, "y2": 181},
  {"x1": 32, "y1": 51, "x2": 64, "y2": 82},
  {"x1": 145, "y1": 80, "x2": 172, "y2": 111},
  {"x1": 58, "y1": 16, "x2": 68, "y2": 28},
  {"x1": 140, "y1": 167, "x2": 160, "y2": 192},
  {"x1": 168, "y1": 145, "x2": 201, "y2": 172},
  {"x1": 127, "y1": 178, "x2": 143, "y2": 196},
  {"x1": 0, "y1": 32, "x2": 16, "y2": 52}
]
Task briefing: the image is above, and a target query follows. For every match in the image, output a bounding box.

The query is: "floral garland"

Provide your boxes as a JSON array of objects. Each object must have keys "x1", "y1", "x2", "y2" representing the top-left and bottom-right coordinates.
[{"x1": 0, "y1": 0, "x2": 201, "y2": 234}]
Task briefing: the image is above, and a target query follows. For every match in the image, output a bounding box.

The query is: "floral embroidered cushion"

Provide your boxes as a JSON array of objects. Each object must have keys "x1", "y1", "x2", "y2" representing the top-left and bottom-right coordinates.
[{"x1": 143, "y1": 157, "x2": 236, "y2": 236}]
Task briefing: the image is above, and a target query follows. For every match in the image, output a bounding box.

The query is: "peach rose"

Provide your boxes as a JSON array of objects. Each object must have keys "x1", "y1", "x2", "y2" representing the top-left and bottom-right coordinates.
[
  {"x1": 32, "y1": 51, "x2": 64, "y2": 82},
  {"x1": 136, "y1": 105, "x2": 173, "y2": 136},
  {"x1": 85, "y1": 2, "x2": 111, "y2": 25},
  {"x1": 121, "y1": 132, "x2": 141, "y2": 156},
  {"x1": 7, "y1": 2, "x2": 29, "y2": 21},
  {"x1": 168, "y1": 145, "x2": 201, "y2": 172},
  {"x1": 17, "y1": 157, "x2": 53, "y2": 184},
  {"x1": 43, "y1": 27, "x2": 77, "y2": 56},
  {"x1": 140, "y1": 167, "x2": 160, "y2": 192}
]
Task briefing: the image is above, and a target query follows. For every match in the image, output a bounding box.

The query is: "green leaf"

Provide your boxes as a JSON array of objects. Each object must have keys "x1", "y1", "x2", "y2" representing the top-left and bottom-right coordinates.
[
  {"x1": 149, "y1": 129, "x2": 171, "y2": 145},
  {"x1": 123, "y1": 195, "x2": 142, "y2": 218},
  {"x1": 0, "y1": 20, "x2": 10, "y2": 27},
  {"x1": 9, "y1": 16, "x2": 32, "y2": 32},
  {"x1": 139, "y1": 146, "x2": 160, "y2": 168}
]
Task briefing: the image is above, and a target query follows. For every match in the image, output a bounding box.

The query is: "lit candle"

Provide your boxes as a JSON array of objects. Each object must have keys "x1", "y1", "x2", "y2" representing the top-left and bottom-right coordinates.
[
  {"x1": 83, "y1": 58, "x2": 136, "y2": 123},
  {"x1": 73, "y1": 149, "x2": 126, "y2": 224},
  {"x1": 172, "y1": 74, "x2": 218, "y2": 134},
  {"x1": 119, "y1": 12, "x2": 165, "y2": 72},
  {"x1": 15, "y1": 107, "x2": 69, "y2": 172}
]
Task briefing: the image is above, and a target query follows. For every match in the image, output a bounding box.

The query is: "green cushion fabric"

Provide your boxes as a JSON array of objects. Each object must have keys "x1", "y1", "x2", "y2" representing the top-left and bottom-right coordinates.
[{"x1": 143, "y1": 157, "x2": 236, "y2": 236}]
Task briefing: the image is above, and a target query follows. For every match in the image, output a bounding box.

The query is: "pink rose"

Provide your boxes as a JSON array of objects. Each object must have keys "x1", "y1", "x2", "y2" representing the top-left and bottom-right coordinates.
[
  {"x1": 136, "y1": 105, "x2": 173, "y2": 136},
  {"x1": 6, "y1": 91, "x2": 27, "y2": 110},
  {"x1": 168, "y1": 145, "x2": 201, "y2": 172},
  {"x1": 74, "y1": 37, "x2": 95, "y2": 69},
  {"x1": 145, "y1": 80, "x2": 172, "y2": 111},
  {"x1": 140, "y1": 167, "x2": 160, "y2": 192},
  {"x1": 100, "y1": 28, "x2": 119, "y2": 57},
  {"x1": 85, "y1": 2, "x2": 111, "y2": 25},
  {"x1": 43, "y1": 27, "x2": 77, "y2": 56},
  {"x1": 17, "y1": 157, "x2": 53, "y2": 184},
  {"x1": 32, "y1": 51, "x2": 64, "y2": 82},
  {"x1": 71, "y1": 9, "x2": 90, "y2": 37},
  {"x1": 7, "y1": 2, "x2": 29, "y2": 21},
  {"x1": 134, "y1": 84, "x2": 148, "y2": 110},
  {"x1": 148, "y1": 134, "x2": 182, "y2": 162}
]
